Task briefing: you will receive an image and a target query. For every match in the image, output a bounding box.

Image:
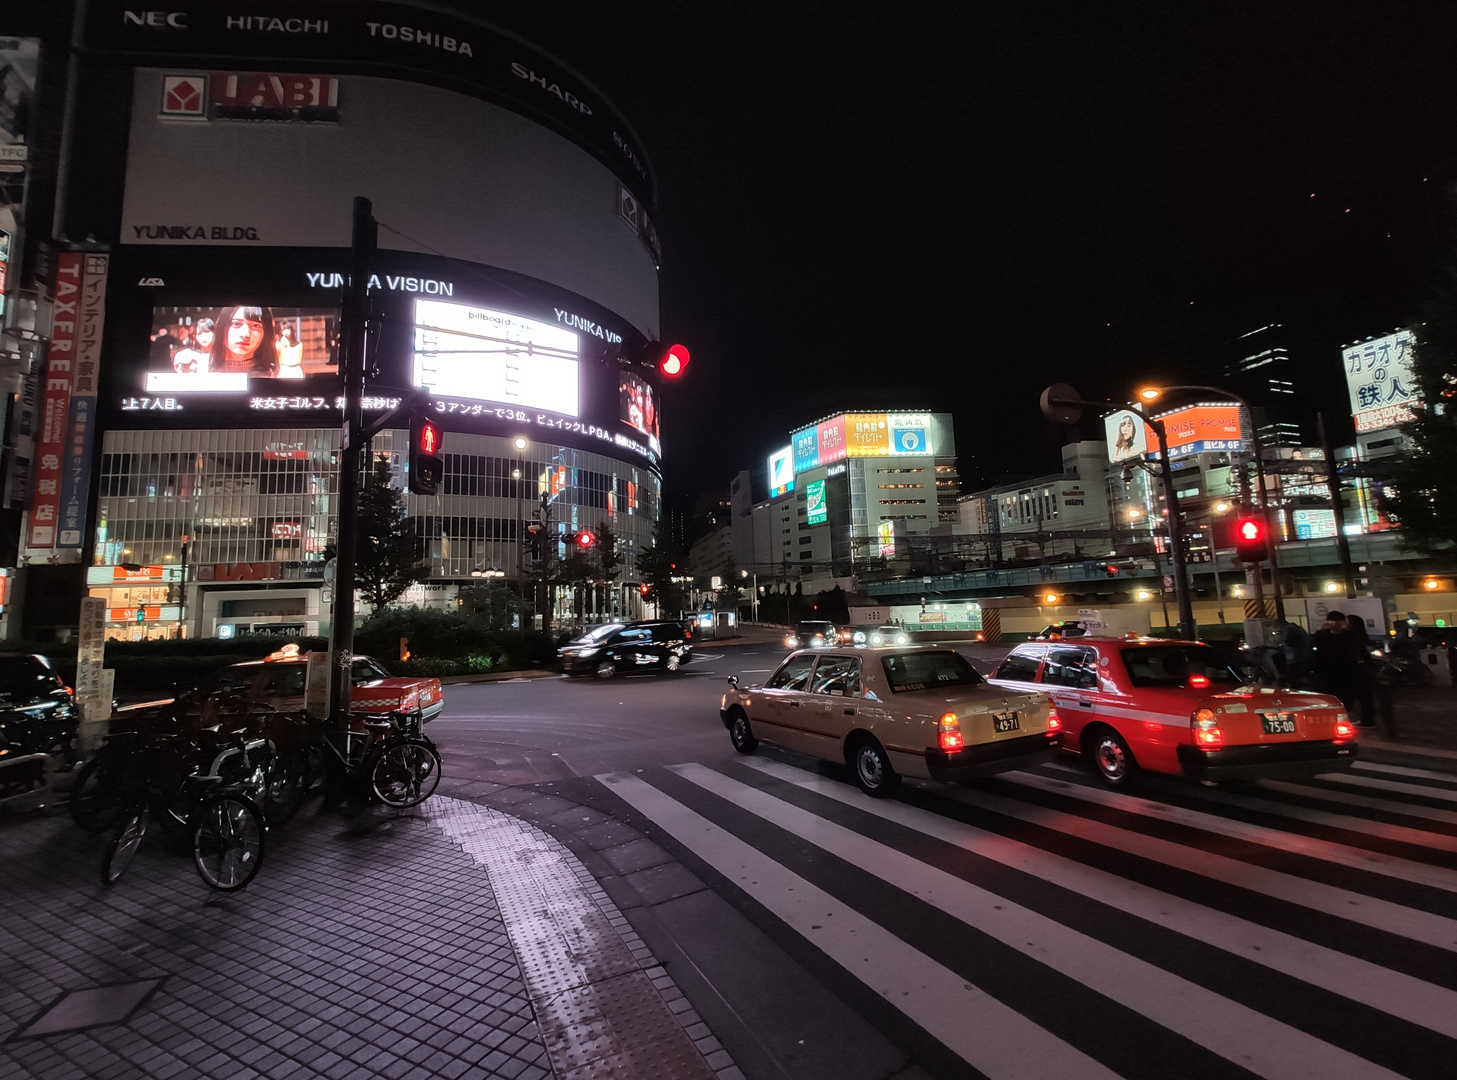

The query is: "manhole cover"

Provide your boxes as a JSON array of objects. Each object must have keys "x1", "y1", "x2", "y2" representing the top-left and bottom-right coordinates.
[{"x1": 9, "y1": 979, "x2": 166, "y2": 1040}]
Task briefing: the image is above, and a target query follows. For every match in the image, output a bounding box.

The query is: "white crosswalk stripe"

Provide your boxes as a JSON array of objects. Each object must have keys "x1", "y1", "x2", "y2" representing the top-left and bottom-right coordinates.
[{"x1": 597, "y1": 749, "x2": 1457, "y2": 1080}]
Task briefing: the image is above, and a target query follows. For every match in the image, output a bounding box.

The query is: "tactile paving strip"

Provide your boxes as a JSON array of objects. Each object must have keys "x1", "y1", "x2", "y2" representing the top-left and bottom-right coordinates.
[{"x1": 426, "y1": 797, "x2": 728, "y2": 1080}]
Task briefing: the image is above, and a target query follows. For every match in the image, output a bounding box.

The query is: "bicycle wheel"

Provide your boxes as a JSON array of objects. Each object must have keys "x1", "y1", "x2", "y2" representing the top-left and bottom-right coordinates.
[
  {"x1": 262, "y1": 749, "x2": 307, "y2": 824},
  {"x1": 191, "y1": 793, "x2": 265, "y2": 891},
  {"x1": 71, "y1": 752, "x2": 126, "y2": 833},
  {"x1": 102, "y1": 804, "x2": 150, "y2": 886},
  {"x1": 370, "y1": 739, "x2": 441, "y2": 808}
]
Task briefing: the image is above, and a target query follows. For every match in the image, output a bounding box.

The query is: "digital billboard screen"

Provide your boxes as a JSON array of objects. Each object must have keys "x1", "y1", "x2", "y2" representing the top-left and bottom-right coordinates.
[
  {"x1": 805, "y1": 478, "x2": 828, "y2": 525},
  {"x1": 412, "y1": 299, "x2": 580, "y2": 416},
  {"x1": 619, "y1": 373, "x2": 660, "y2": 448},
  {"x1": 145, "y1": 305, "x2": 338, "y2": 392}
]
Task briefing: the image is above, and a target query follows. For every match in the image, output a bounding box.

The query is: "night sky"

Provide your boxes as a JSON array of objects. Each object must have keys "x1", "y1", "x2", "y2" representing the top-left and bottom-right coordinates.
[{"x1": 492, "y1": 1, "x2": 1457, "y2": 509}]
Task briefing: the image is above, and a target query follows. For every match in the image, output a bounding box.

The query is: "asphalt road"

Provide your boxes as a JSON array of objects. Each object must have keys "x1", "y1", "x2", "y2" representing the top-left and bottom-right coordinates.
[{"x1": 430, "y1": 634, "x2": 1457, "y2": 1080}]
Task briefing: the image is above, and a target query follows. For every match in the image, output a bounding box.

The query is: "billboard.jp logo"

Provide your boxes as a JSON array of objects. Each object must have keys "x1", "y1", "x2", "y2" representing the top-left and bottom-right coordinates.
[{"x1": 161, "y1": 75, "x2": 206, "y2": 116}]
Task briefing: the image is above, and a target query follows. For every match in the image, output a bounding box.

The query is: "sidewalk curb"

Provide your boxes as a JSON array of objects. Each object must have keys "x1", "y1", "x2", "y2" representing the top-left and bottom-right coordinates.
[{"x1": 439, "y1": 668, "x2": 564, "y2": 685}]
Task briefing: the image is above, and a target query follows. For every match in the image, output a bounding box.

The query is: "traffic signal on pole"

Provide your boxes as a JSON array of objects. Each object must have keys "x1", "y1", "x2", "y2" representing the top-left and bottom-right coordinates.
[
  {"x1": 642, "y1": 341, "x2": 690, "y2": 377},
  {"x1": 408, "y1": 413, "x2": 444, "y2": 495},
  {"x1": 1233, "y1": 516, "x2": 1268, "y2": 563},
  {"x1": 563, "y1": 530, "x2": 595, "y2": 549}
]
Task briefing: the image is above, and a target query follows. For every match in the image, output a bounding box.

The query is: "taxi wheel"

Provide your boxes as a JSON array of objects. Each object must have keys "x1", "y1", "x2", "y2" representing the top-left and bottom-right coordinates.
[
  {"x1": 1088, "y1": 726, "x2": 1138, "y2": 787},
  {"x1": 728, "y1": 709, "x2": 758, "y2": 754},
  {"x1": 665, "y1": 653, "x2": 681, "y2": 673},
  {"x1": 851, "y1": 737, "x2": 901, "y2": 798},
  {"x1": 595, "y1": 660, "x2": 617, "y2": 679}
]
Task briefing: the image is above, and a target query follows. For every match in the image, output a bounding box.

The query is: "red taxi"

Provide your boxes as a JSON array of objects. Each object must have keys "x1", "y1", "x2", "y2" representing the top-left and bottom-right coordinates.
[
  {"x1": 164, "y1": 644, "x2": 444, "y2": 724},
  {"x1": 986, "y1": 637, "x2": 1358, "y2": 785}
]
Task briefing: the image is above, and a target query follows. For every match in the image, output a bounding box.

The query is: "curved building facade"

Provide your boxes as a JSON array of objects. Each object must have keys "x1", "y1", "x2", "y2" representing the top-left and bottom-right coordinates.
[{"x1": 20, "y1": 1, "x2": 666, "y2": 638}]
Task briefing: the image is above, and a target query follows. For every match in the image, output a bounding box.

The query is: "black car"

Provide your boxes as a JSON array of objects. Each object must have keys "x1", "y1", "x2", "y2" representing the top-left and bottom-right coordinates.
[
  {"x1": 559, "y1": 621, "x2": 692, "y2": 678},
  {"x1": 0, "y1": 654, "x2": 79, "y2": 793}
]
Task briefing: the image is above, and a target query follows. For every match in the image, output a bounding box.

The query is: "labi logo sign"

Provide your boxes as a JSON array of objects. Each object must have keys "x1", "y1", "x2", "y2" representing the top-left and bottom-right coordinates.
[{"x1": 160, "y1": 74, "x2": 206, "y2": 117}]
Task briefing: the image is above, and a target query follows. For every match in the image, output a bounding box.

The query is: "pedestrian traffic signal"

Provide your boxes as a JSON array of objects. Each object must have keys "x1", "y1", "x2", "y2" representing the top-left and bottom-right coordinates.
[
  {"x1": 1233, "y1": 516, "x2": 1268, "y2": 563},
  {"x1": 408, "y1": 413, "x2": 444, "y2": 495}
]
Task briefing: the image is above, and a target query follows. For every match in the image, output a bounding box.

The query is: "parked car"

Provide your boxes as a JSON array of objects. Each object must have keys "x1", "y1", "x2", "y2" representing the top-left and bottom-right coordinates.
[
  {"x1": 137, "y1": 644, "x2": 444, "y2": 724},
  {"x1": 720, "y1": 645, "x2": 1061, "y2": 797},
  {"x1": 987, "y1": 637, "x2": 1358, "y2": 786},
  {"x1": 559, "y1": 621, "x2": 692, "y2": 678},
  {"x1": 0, "y1": 654, "x2": 79, "y2": 794},
  {"x1": 784, "y1": 620, "x2": 842, "y2": 650},
  {"x1": 850, "y1": 624, "x2": 910, "y2": 647}
]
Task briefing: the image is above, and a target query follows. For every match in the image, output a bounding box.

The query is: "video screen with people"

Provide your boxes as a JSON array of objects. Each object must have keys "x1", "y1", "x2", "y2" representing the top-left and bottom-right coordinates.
[
  {"x1": 145, "y1": 306, "x2": 339, "y2": 392},
  {"x1": 619, "y1": 372, "x2": 659, "y2": 443}
]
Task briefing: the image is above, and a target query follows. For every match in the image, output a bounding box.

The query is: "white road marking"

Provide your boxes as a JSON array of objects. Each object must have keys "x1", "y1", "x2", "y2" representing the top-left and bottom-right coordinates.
[
  {"x1": 1007, "y1": 771, "x2": 1457, "y2": 894},
  {"x1": 1353, "y1": 760, "x2": 1457, "y2": 783},
  {"x1": 936, "y1": 780, "x2": 1457, "y2": 951},
  {"x1": 1257, "y1": 779, "x2": 1457, "y2": 827},
  {"x1": 596, "y1": 771, "x2": 1121, "y2": 1080},
  {"x1": 1289, "y1": 770, "x2": 1457, "y2": 805},
  {"x1": 670, "y1": 763, "x2": 1409, "y2": 1080},
  {"x1": 740, "y1": 757, "x2": 1457, "y2": 1041}
]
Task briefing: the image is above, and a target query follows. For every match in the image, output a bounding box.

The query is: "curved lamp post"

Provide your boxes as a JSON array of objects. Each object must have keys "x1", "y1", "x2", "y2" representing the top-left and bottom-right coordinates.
[{"x1": 1137, "y1": 385, "x2": 1284, "y2": 621}]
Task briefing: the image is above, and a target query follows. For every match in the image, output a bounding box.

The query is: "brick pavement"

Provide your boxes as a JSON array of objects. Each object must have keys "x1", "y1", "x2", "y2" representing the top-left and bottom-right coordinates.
[{"x1": 0, "y1": 788, "x2": 734, "y2": 1080}]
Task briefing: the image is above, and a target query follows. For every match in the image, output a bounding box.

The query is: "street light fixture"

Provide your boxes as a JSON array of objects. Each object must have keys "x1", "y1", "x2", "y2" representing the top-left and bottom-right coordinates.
[{"x1": 1136, "y1": 384, "x2": 1284, "y2": 621}]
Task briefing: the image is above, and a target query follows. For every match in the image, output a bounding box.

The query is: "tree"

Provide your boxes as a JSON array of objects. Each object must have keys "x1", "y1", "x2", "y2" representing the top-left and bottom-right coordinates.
[
  {"x1": 355, "y1": 459, "x2": 427, "y2": 610},
  {"x1": 1384, "y1": 266, "x2": 1457, "y2": 553},
  {"x1": 637, "y1": 521, "x2": 687, "y2": 615}
]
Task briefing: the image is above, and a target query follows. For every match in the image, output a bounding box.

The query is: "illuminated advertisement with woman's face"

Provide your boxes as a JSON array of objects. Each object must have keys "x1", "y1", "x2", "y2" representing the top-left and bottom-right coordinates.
[
  {"x1": 144, "y1": 305, "x2": 338, "y2": 392},
  {"x1": 619, "y1": 373, "x2": 660, "y2": 447}
]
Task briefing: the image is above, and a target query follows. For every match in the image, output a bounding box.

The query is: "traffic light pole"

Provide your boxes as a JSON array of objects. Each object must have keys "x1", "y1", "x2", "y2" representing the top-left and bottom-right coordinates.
[
  {"x1": 1139, "y1": 412, "x2": 1197, "y2": 641},
  {"x1": 327, "y1": 196, "x2": 376, "y2": 729}
]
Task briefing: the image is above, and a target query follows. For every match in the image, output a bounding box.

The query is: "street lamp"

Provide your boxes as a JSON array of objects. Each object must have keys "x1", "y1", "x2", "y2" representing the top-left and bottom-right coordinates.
[
  {"x1": 740, "y1": 569, "x2": 758, "y2": 622},
  {"x1": 1137, "y1": 384, "x2": 1285, "y2": 621}
]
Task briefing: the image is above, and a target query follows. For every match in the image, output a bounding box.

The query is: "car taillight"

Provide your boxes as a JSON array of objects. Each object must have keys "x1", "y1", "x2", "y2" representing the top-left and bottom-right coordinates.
[
  {"x1": 1192, "y1": 707, "x2": 1222, "y2": 748},
  {"x1": 938, "y1": 712, "x2": 963, "y2": 752},
  {"x1": 1334, "y1": 718, "x2": 1356, "y2": 741},
  {"x1": 1187, "y1": 674, "x2": 1210, "y2": 689},
  {"x1": 1046, "y1": 707, "x2": 1062, "y2": 733}
]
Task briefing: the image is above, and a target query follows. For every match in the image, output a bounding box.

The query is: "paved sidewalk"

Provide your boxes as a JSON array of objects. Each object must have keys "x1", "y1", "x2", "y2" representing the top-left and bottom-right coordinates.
[{"x1": 0, "y1": 788, "x2": 734, "y2": 1080}]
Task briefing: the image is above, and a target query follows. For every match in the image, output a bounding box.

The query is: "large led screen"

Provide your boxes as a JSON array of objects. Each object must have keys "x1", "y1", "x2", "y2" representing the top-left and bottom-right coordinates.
[
  {"x1": 768, "y1": 445, "x2": 794, "y2": 496},
  {"x1": 619, "y1": 373, "x2": 660, "y2": 448},
  {"x1": 412, "y1": 299, "x2": 580, "y2": 416},
  {"x1": 144, "y1": 306, "x2": 338, "y2": 392}
]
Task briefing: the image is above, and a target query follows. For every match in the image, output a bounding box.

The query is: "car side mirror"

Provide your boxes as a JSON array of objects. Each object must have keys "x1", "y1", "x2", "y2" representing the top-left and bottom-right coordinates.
[{"x1": 726, "y1": 675, "x2": 738, "y2": 690}]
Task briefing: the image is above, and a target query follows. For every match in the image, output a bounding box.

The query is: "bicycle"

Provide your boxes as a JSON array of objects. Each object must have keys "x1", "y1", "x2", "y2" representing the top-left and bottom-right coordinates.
[{"x1": 299, "y1": 709, "x2": 441, "y2": 809}]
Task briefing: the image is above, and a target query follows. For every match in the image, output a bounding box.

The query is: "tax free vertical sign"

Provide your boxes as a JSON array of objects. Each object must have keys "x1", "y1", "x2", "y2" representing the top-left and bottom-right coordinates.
[
  {"x1": 58, "y1": 254, "x2": 109, "y2": 550},
  {"x1": 27, "y1": 252, "x2": 84, "y2": 549}
]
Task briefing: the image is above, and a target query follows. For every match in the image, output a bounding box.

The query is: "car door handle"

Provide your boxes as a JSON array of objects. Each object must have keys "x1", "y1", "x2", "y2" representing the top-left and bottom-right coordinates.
[
  {"x1": 1079, "y1": 700, "x2": 1093, "y2": 708},
  {"x1": 843, "y1": 708, "x2": 856, "y2": 716},
  {"x1": 790, "y1": 702, "x2": 800, "y2": 708}
]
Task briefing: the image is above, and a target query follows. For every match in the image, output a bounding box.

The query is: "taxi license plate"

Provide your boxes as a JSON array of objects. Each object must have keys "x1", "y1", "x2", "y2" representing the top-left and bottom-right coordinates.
[
  {"x1": 992, "y1": 712, "x2": 1019, "y2": 733},
  {"x1": 1261, "y1": 712, "x2": 1297, "y2": 735}
]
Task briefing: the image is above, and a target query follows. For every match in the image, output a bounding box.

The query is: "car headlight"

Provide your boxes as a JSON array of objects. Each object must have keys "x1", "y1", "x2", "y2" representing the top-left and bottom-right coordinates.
[
  {"x1": 786, "y1": 636, "x2": 799, "y2": 647},
  {"x1": 577, "y1": 647, "x2": 599, "y2": 657},
  {"x1": 895, "y1": 634, "x2": 907, "y2": 645}
]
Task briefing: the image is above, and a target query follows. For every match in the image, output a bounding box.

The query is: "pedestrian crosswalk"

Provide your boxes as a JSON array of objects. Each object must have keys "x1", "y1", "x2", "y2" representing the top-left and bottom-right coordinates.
[{"x1": 597, "y1": 750, "x2": 1457, "y2": 1080}]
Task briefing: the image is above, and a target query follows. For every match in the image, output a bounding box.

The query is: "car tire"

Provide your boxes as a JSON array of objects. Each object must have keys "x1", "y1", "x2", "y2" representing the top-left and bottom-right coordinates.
[
  {"x1": 665, "y1": 653, "x2": 681, "y2": 673},
  {"x1": 595, "y1": 660, "x2": 617, "y2": 679},
  {"x1": 1087, "y1": 725, "x2": 1138, "y2": 787},
  {"x1": 850, "y1": 737, "x2": 900, "y2": 798},
  {"x1": 728, "y1": 709, "x2": 758, "y2": 754}
]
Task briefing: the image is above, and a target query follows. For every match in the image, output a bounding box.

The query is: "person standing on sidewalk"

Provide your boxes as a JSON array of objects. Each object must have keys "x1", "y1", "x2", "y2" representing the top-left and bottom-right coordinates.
[
  {"x1": 1343, "y1": 615, "x2": 1380, "y2": 728},
  {"x1": 1310, "y1": 612, "x2": 1365, "y2": 719}
]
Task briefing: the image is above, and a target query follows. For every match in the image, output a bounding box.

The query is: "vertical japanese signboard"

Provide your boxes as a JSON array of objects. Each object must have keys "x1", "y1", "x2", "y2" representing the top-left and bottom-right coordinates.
[
  {"x1": 58, "y1": 254, "x2": 109, "y2": 549},
  {"x1": 75, "y1": 595, "x2": 109, "y2": 748},
  {"x1": 28, "y1": 252, "x2": 84, "y2": 548},
  {"x1": 1343, "y1": 328, "x2": 1420, "y2": 434}
]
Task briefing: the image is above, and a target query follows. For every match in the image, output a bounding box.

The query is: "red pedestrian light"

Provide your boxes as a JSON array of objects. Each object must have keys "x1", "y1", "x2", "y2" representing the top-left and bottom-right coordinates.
[
  {"x1": 408, "y1": 412, "x2": 444, "y2": 496},
  {"x1": 1233, "y1": 516, "x2": 1268, "y2": 563}
]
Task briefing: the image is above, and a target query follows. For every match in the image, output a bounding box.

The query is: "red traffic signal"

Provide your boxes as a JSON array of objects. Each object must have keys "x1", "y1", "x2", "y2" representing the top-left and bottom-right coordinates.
[
  {"x1": 1233, "y1": 516, "x2": 1269, "y2": 563},
  {"x1": 576, "y1": 530, "x2": 594, "y2": 548},
  {"x1": 640, "y1": 341, "x2": 689, "y2": 377},
  {"x1": 639, "y1": 583, "x2": 650, "y2": 595},
  {"x1": 408, "y1": 413, "x2": 444, "y2": 496}
]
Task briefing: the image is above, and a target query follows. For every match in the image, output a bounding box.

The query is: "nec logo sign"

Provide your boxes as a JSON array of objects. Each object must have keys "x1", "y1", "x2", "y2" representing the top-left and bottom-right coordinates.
[{"x1": 124, "y1": 11, "x2": 188, "y2": 29}]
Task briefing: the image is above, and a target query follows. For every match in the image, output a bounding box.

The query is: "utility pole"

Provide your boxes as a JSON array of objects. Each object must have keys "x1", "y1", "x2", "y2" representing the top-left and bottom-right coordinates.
[
  {"x1": 1318, "y1": 411, "x2": 1357, "y2": 597},
  {"x1": 327, "y1": 196, "x2": 376, "y2": 728}
]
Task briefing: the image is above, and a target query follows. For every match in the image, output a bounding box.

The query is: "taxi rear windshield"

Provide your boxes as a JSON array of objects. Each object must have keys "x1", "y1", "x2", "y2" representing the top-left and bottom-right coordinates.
[
  {"x1": 881, "y1": 651, "x2": 982, "y2": 693},
  {"x1": 1121, "y1": 645, "x2": 1244, "y2": 689}
]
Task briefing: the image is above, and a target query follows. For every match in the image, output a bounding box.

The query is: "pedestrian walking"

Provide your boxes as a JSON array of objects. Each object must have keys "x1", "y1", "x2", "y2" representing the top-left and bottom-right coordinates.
[{"x1": 1343, "y1": 615, "x2": 1379, "y2": 728}]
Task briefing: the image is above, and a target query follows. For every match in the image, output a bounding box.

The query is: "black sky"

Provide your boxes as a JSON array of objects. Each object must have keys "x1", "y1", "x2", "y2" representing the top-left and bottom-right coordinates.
[{"x1": 488, "y1": 1, "x2": 1457, "y2": 507}]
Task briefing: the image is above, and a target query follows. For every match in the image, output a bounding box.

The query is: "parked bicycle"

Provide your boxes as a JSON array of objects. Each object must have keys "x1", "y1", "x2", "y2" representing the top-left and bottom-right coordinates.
[{"x1": 288, "y1": 708, "x2": 440, "y2": 809}]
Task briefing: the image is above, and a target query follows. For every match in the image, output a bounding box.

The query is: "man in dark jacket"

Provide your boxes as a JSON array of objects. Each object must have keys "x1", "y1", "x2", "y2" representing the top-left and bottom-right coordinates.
[{"x1": 1309, "y1": 611, "x2": 1366, "y2": 717}]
